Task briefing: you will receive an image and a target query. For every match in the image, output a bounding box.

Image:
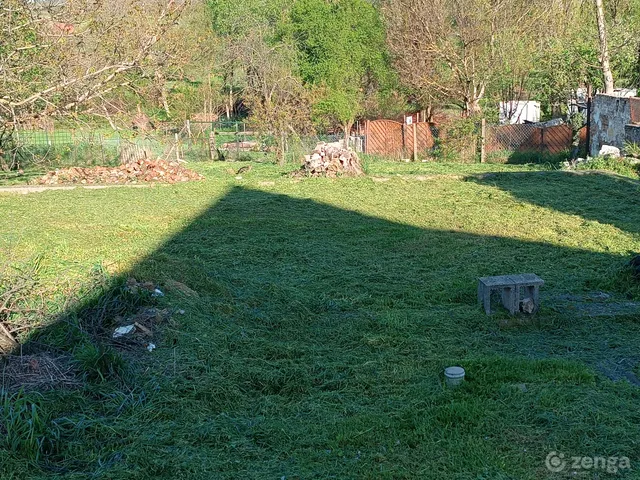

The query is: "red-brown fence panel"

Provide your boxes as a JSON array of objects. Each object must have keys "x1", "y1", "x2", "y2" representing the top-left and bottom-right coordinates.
[
  {"x1": 415, "y1": 122, "x2": 436, "y2": 151},
  {"x1": 541, "y1": 125, "x2": 572, "y2": 154},
  {"x1": 365, "y1": 120, "x2": 404, "y2": 156},
  {"x1": 486, "y1": 123, "x2": 583, "y2": 155},
  {"x1": 485, "y1": 124, "x2": 541, "y2": 153},
  {"x1": 365, "y1": 120, "x2": 437, "y2": 156}
]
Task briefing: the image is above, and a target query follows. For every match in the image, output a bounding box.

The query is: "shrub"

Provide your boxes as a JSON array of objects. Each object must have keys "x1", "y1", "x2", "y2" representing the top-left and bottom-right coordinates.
[
  {"x1": 623, "y1": 141, "x2": 640, "y2": 158},
  {"x1": 431, "y1": 117, "x2": 479, "y2": 163}
]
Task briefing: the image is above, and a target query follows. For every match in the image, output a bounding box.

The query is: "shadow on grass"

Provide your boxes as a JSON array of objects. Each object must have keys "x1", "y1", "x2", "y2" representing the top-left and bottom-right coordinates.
[
  {"x1": 469, "y1": 170, "x2": 640, "y2": 237},
  {"x1": 4, "y1": 185, "x2": 640, "y2": 478}
]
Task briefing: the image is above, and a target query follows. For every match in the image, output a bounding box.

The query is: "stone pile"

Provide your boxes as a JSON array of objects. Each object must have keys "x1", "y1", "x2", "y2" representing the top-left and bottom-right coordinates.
[{"x1": 297, "y1": 142, "x2": 364, "y2": 177}]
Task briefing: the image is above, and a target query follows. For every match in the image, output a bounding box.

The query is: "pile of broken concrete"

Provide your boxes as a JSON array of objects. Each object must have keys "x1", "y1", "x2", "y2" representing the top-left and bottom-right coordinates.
[
  {"x1": 296, "y1": 142, "x2": 364, "y2": 177},
  {"x1": 34, "y1": 158, "x2": 204, "y2": 185}
]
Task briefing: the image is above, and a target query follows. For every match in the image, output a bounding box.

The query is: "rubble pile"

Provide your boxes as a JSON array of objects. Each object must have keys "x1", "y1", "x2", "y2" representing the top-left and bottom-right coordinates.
[
  {"x1": 34, "y1": 158, "x2": 204, "y2": 185},
  {"x1": 296, "y1": 142, "x2": 364, "y2": 177}
]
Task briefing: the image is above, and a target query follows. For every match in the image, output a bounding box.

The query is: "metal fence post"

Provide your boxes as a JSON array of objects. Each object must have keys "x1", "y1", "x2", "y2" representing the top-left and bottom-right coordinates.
[
  {"x1": 586, "y1": 96, "x2": 592, "y2": 156},
  {"x1": 480, "y1": 118, "x2": 486, "y2": 163}
]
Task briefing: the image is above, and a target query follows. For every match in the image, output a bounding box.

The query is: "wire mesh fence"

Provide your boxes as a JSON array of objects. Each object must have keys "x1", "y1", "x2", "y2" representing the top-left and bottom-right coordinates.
[
  {"x1": 178, "y1": 120, "x2": 342, "y2": 163},
  {"x1": 485, "y1": 123, "x2": 583, "y2": 156},
  {"x1": 11, "y1": 127, "x2": 180, "y2": 171},
  {"x1": 7, "y1": 119, "x2": 351, "y2": 171}
]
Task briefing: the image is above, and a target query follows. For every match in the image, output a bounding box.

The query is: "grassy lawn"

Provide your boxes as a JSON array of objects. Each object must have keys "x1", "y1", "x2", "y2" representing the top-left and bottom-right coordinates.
[{"x1": 1, "y1": 161, "x2": 640, "y2": 479}]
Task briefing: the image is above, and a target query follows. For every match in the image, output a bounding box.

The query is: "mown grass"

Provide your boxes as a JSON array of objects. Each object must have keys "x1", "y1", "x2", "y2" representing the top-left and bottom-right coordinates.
[{"x1": 1, "y1": 161, "x2": 640, "y2": 479}]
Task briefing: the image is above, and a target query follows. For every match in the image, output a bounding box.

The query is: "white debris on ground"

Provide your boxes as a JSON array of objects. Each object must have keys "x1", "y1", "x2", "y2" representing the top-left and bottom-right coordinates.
[{"x1": 113, "y1": 325, "x2": 136, "y2": 338}]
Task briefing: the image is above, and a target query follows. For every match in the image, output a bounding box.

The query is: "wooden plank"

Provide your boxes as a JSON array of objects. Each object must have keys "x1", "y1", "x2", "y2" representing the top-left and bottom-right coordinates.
[{"x1": 412, "y1": 123, "x2": 417, "y2": 161}]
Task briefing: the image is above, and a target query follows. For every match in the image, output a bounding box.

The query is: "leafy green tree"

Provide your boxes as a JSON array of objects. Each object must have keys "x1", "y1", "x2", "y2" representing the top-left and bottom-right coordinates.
[
  {"x1": 208, "y1": 0, "x2": 292, "y2": 38},
  {"x1": 289, "y1": 0, "x2": 395, "y2": 143}
]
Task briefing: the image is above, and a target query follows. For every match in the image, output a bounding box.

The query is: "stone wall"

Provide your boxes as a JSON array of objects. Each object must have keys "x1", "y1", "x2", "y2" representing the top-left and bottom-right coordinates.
[
  {"x1": 589, "y1": 94, "x2": 631, "y2": 156},
  {"x1": 626, "y1": 124, "x2": 640, "y2": 146}
]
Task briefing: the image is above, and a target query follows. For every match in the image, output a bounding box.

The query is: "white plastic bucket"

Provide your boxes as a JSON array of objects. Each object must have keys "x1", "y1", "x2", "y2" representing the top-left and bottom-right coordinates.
[{"x1": 444, "y1": 366, "x2": 465, "y2": 387}]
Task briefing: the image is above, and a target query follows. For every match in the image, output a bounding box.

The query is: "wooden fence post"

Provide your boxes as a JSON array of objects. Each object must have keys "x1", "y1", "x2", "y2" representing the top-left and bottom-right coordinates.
[
  {"x1": 480, "y1": 118, "x2": 486, "y2": 163},
  {"x1": 412, "y1": 122, "x2": 418, "y2": 161},
  {"x1": 364, "y1": 120, "x2": 369, "y2": 154}
]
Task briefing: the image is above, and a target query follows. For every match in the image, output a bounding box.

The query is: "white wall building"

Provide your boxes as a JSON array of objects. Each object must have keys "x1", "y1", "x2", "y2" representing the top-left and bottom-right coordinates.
[{"x1": 499, "y1": 101, "x2": 541, "y2": 125}]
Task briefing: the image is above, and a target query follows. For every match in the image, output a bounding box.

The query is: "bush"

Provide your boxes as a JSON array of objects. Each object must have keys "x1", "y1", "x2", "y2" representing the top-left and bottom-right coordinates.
[
  {"x1": 623, "y1": 141, "x2": 640, "y2": 158},
  {"x1": 431, "y1": 117, "x2": 479, "y2": 163}
]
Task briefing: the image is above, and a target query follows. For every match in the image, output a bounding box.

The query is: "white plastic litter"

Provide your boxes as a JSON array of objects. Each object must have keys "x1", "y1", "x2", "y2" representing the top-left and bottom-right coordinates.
[
  {"x1": 113, "y1": 325, "x2": 135, "y2": 338},
  {"x1": 152, "y1": 288, "x2": 164, "y2": 297},
  {"x1": 444, "y1": 366, "x2": 465, "y2": 387},
  {"x1": 146, "y1": 343, "x2": 156, "y2": 352}
]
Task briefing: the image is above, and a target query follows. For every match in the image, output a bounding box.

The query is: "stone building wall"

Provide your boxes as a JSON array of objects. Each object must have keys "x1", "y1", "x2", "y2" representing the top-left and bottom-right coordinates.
[
  {"x1": 589, "y1": 94, "x2": 631, "y2": 156},
  {"x1": 590, "y1": 94, "x2": 640, "y2": 156}
]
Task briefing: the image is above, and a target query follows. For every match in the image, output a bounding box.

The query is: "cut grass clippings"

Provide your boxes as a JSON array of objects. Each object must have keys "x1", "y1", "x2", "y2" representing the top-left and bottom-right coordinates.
[{"x1": 0, "y1": 160, "x2": 639, "y2": 479}]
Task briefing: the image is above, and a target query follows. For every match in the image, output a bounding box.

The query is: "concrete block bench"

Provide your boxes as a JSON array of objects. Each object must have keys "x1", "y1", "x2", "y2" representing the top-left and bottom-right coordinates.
[{"x1": 478, "y1": 274, "x2": 544, "y2": 315}]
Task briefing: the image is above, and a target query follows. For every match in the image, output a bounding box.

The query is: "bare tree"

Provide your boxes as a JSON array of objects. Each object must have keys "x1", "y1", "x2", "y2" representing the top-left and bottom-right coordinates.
[
  {"x1": 383, "y1": 0, "x2": 550, "y2": 115},
  {"x1": 228, "y1": 30, "x2": 313, "y2": 164},
  {"x1": 594, "y1": 0, "x2": 615, "y2": 93},
  {"x1": 0, "y1": 0, "x2": 191, "y2": 166}
]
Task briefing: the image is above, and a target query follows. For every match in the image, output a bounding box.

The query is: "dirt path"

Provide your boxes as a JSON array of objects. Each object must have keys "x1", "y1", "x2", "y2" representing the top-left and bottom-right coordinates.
[{"x1": 0, "y1": 184, "x2": 158, "y2": 195}]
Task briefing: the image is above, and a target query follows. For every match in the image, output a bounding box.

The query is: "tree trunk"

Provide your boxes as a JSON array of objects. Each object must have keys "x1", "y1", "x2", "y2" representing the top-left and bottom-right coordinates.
[
  {"x1": 279, "y1": 132, "x2": 286, "y2": 166},
  {"x1": 426, "y1": 105, "x2": 433, "y2": 123},
  {"x1": 343, "y1": 121, "x2": 353, "y2": 149},
  {"x1": 635, "y1": 41, "x2": 640, "y2": 90},
  {"x1": 155, "y1": 71, "x2": 170, "y2": 116},
  {"x1": 464, "y1": 98, "x2": 483, "y2": 117},
  {"x1": 595, "y1": 0, "x2": 614, "y2": 94},
  {"x1": 463, "y1": 82, "x2": 484, "y2": 117},
  {"x1": 161, "y1": 88, "x2": 170, "y2": 116}
]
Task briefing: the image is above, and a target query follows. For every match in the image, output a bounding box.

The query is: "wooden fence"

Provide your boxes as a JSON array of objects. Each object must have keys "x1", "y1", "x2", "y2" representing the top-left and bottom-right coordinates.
[{"x1": 364, "y1": 119, "x2": 437, "y2": 157}]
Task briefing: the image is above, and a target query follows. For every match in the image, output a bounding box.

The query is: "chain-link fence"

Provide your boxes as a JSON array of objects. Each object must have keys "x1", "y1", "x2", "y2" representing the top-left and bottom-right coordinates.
[
  {"x1": 6, "y1": 119, "x2": 352, "y2": 171},
  {"x1": 483, "y1": 123, "x2": 584, "y2": 163},
  {"x1": 176, "y1": 120, "x2": 342, "y2": 163},
  {"x1": 9, "y1": 128, "x2": 171, "y2": 171}
]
